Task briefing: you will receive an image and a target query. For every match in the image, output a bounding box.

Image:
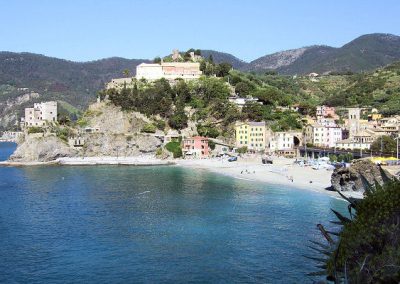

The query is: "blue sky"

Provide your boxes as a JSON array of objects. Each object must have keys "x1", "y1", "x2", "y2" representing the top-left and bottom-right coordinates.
[{"x1": 1, "y1": 0, "x2": 399, "y2": 62}]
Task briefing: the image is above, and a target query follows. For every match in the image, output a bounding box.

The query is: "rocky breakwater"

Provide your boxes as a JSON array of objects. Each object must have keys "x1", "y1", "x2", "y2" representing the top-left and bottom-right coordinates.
[
  {"x1": 331, "y1": 159, "x2": 393, "y2": 195},
  {"x1": 9, "y1": 134, "x2": 77, "y2": 163}
]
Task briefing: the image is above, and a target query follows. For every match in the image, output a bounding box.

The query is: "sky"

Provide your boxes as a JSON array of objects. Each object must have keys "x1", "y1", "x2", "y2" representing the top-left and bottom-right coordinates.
[{"x1": 1, "y1": 0, "x2": 399, "y2": 62}]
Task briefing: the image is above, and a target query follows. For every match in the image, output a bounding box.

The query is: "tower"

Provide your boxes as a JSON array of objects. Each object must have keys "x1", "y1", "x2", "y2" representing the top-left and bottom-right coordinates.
[{"x1": 348, "y1": 108, "x2": 360, "y2": 138}]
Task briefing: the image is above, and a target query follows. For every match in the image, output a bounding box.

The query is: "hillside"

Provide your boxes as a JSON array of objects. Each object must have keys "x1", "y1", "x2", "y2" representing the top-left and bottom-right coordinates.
[
  {"x1": 245, "y1": 33, "x2": 400, "y2": 74},
  {"x1": 0, "y1": 52, "x2": 149, "y2": 130}
]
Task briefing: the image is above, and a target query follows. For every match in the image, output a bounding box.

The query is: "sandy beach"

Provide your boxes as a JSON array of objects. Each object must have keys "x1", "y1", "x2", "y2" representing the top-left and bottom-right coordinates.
[{"x1": 176, "y1": 155, "x2": 344, "y2": 198}]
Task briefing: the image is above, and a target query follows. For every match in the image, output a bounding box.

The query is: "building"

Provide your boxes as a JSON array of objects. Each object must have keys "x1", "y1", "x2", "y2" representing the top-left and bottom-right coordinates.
[
  {"x1": 136, "y1": 62, "x2": 202, "y2": 81},
  {"x1": 347, "y1": 108, "x2": 361, "y2": 138},
  {"x1": 304, "y1": 124, "x2": 342, "y2": 148},
  {"x1": 268, "y1": 131, "x2": 302, "y2": 157},
  {"x1": 235, "y1": 121, "x2": 266, "y2": 152},
  {"x1": 182, "y1": 136, "x2": 210, "y2": 158},
  {"x1": 316, "y1": 105, "x2": 336, "y2": 118},
  {"x1": 228, "y1": 96, "x2": 260, "y2": 108},
  {"x1": 335, "y1": 139, "x2": 371, "y2": 151},
  {"x1": 23, "y1": 101, "x2": 57, "y2": 127}
]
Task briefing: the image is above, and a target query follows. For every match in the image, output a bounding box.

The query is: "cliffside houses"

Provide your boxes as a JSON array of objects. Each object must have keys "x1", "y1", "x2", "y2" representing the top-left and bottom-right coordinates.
[{"x1": 21, "y1": 101, "x2": 57, "y2": 128}]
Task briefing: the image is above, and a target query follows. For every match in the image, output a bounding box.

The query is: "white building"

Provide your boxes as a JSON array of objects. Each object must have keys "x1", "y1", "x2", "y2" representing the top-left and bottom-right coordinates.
[
  {"x1": 228, "y1": 96, "x2": 260, "y2": 108},
  {"x1": 269, "y1": 132, "x2": 297, "y2": 151},
  {"x1": 23, "y1": 101, "x2": 57, "y2": 127},
  {"x1": 136, "y1": 62, "x2": 202, "y2": 81},
  {"x1": 304, "y1": 124, "x2": 342, "y2": 148}
]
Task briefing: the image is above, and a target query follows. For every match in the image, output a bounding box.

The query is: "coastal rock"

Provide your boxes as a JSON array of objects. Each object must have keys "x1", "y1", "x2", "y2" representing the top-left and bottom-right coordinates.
[
  {"x1": 330, "y1": 159, "x2": 392, "y2": 193},
  {"x1": 10, "y1": 135, "x2": 77, "y2": 162},
  {"x1": 81, "y1": 133, "x2": 162, "y2": 157}
]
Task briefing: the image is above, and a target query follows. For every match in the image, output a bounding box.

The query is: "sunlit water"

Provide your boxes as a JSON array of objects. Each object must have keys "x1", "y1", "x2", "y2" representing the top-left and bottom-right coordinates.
[{"x1": 0, "y1": 143, "x2": 346, "y2": 283}]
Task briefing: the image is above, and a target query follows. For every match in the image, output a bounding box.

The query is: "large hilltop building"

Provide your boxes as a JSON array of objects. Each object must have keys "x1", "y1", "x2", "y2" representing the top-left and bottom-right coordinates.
[
  {"x1": 22, "y1": 101, "x2": 57, "y2": 127},
  {"x1": 107, "y1": 61, "x2": 202, "y2": 89},
  {"x1": 136, "y1": 62, "x2": 202, "y2": 81}
]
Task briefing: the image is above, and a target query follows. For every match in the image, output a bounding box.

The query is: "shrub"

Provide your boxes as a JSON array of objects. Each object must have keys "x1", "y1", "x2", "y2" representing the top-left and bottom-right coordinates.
[
  {"x1": 165, "y1": 141, "x2": 182, "y2": 158},
  {"x1": 237, "y1": 146, "x2": 248, "y2": 154},
  {"x1": 56, "y1": 127, "x2": 73, "y2": 142},
  {"x1": 28, "y1": 127, "x2": 44, "y2": 134},
  {"x1": 141, "y1": 123, "x2": 157, "y2": 133}
]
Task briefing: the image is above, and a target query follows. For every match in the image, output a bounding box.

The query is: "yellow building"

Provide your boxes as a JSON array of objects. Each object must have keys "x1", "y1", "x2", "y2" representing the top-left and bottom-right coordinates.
[{"x1": 235, "y1": 121, "x2": 266, "y2": 152}]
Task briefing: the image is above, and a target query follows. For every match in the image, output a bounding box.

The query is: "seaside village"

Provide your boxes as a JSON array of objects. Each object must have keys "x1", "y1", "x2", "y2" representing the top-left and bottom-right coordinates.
[{"x1": 2, "y1": 49, "x2": 400, "y2": 168}]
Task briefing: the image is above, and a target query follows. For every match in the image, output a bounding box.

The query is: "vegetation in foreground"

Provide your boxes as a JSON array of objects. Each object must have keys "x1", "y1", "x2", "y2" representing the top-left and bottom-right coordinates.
[{"x1": 308, "y1": 170, "x2": 400, "y2": 283}]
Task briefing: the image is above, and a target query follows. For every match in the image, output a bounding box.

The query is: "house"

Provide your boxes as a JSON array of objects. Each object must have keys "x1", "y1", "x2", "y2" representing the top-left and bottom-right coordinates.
[
  {"x1": 228, "y1": 96, "x2": 260, "y2": 108},
  {"x1": 182, "y1": 136, "x2": 210, "y2": 158},
  {"x1": 268, "y1": 131, "x2": 302, "y2": 157},
  {"x1": 316, "y1": 105, "x2": 337, "y2": 119},
  {"x1": 304, "y1": 124, "x2": 342, "y2": 148},
  {"x1": 235, "y1": 121, "x2": 266, "y2": 152},
  {"x1": 23, "y1": 101, "x2": 57, "y2": 128}
]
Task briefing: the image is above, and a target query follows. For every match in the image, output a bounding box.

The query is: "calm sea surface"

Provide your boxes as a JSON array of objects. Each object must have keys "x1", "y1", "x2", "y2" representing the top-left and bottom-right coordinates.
[{"x1": 0, "y1": 142, "x2": 346, "y2": 283}]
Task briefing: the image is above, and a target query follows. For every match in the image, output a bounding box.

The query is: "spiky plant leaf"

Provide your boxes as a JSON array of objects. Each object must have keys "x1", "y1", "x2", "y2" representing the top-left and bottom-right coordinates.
[
  {"x1": 309, "y1": 240, "x2": 331, "y2": 250},
  {"x1": 307, "y1": 271, "x2": 327, "y2": 276},
  {"x1": 307, "y1": 245, "x2": 331, "y2": 256},
  {"x1": 331, "y1": 209, "x2": 351, "y2": 224},
  {"x1": 303, "y1": 255, "x2": 328, "y2": 263}
]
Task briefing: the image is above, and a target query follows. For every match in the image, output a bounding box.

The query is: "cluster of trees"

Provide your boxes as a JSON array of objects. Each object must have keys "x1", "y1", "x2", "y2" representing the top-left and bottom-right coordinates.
[{"x1": 107, "y1": 77, "x2": 239, "y2": 132}]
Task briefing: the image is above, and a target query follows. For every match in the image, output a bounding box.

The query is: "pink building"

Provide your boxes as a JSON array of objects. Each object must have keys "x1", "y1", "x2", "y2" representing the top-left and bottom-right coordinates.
[
  {"x1": 183, "y1": 136, "x2": 210, "y2": 158},
  {"x1": 316, "y1": 105, "x2": 336, "y2": 118}
]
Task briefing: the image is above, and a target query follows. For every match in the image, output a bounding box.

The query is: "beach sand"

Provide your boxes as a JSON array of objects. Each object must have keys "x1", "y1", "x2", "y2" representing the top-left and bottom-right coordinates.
[{"x1": 176, "y1": 155, "x2": 342, "y2": 198}]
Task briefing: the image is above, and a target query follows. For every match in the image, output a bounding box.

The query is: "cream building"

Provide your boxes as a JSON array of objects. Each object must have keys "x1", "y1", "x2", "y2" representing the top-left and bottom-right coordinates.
[
  {"x1": 136, "y1": 62, "x2": 202, "y2": 81},
  {"x1": 23, "y1": 101, "x2": 57, "y2": 127},
  {"x1": 235, "y1": 121, "x2": 266, "y2": 152}
]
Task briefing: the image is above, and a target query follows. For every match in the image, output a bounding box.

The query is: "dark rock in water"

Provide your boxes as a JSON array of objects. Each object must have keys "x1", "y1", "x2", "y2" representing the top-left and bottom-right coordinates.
[{"x1": 330, "y1": 159, "x2": 392, "y2": 193}]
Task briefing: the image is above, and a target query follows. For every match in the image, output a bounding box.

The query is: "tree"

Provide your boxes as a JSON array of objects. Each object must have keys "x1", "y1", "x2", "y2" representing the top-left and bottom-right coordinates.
[
  {"x1": 235, "y1": 81, "x2": 252, "y2": 97},
  {"x1": 216, "y1": 62, "x2": 232, "y2": 77},
  {"x1": 371, "y1": 136, "x2": 397, "y2": 155},
  {"x1": 168, "y1": 110, "x2": 188, "y2": 130},
  {"x1": 194, "y1": 49, "x2": 201, "y2": 56},
  {"x1": 153, "y1": 57, "x2": 162, "y2": 64},
  {"x1": 241, "y1": 102, "x2": 265, "y2": 121},
  {"x1": 208, "y1": 54, "x2": 214, "y2": 64},
  {"x1": 123, "y1": 69, "x2": 130, "y2": 77}
]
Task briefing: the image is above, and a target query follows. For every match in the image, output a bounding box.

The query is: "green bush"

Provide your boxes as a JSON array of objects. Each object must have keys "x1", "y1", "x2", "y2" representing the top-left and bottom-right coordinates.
[
  {"x1": 237, "y1": 146, "x2": 248, "y2": 154},
  {"x1": 27, "y1": 127, "x2": 44, "y2": 134},
  {"x1": 326, "y1": 180, "x2": 400, "y2": 283},
  {"x1": 165, "y1": 141, "x2": 182, "y2": 158},
  {"x1": 141, "y1": 123, "x2": 157, "y2": 133},
  {"x1": 55, "y1": 127, "x2": 73, "y2": 142}
]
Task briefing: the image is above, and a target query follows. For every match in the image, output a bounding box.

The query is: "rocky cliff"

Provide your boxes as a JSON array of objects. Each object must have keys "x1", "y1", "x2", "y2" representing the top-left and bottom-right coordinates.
[
  {"x1": 331, "y1": 159, "x2": 393, "y2": 193},
  {"x1": 10, "y1": 135, "x2": 77, "y2": 162}
]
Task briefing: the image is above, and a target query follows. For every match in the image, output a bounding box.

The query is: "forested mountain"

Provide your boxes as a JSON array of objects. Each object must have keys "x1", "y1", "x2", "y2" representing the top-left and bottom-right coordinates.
[{"x1": 245, "y1": 33, "x2": 400, "y2": 74}]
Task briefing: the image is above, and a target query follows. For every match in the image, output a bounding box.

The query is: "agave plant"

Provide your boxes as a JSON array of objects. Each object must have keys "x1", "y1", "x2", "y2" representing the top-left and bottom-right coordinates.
[{"x1": 306, "y1": 165, "x2": 400, "y2": 283}]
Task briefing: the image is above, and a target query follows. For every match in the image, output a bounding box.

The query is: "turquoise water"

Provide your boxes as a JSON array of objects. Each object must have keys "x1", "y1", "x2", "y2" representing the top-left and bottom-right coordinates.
[{"x1": 0, "y1": 143, "x2": 346, "y2": 283}]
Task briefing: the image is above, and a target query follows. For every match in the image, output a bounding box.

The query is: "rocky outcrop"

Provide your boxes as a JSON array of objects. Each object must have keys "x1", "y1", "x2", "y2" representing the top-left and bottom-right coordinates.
[
  {"x1": 82, "y1": 133, "x2": 161, "y2": 157},
  {"x1": 10, "y1": 135, "x2": 77, "y2": 162},
  {"x1": 331, "y1": 159, "x2": 393, "y2": 193}
]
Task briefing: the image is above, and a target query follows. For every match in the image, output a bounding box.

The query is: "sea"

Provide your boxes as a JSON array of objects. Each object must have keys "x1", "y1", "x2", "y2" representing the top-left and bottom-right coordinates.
[{"x1": 0, "y1": 142, "x2": 346, "y2": 283}]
